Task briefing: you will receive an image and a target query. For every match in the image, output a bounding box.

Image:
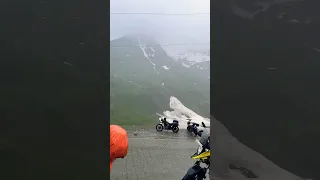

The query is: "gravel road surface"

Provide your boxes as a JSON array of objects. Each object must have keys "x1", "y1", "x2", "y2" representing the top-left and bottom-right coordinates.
[{"x1": 110, "y1": 128, "x2": 209, "y2": 180}]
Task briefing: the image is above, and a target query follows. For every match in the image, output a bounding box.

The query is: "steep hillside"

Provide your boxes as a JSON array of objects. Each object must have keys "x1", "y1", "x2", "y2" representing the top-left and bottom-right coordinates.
[{"x1": 110, "y1": 36, "x2": 210, "y2": 125}]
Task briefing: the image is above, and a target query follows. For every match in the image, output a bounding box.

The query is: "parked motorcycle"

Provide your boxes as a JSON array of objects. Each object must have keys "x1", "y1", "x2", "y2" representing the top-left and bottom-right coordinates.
[
  {"x1": 156, "y1": 117, "x2": 179, "y2": 133},
  {"x1": 182, "y1": 134, "x2": 210, "y2": 180},
  {"x1": 187, "y1": 120, "x2": 206, "y2": 137}
]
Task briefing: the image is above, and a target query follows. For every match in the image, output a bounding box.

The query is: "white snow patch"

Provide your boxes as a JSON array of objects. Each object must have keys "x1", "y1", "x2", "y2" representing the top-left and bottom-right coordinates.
[
  {"x1": 159, "y1": 96, "x2": 210, "y2": 130},
  {"x1": 182, "y1": 63, "x2": 191, "y2": 68},
  {"x1": 174, "y1": 52, "x2": 210, "y2": 70},
  {"x1": 162, "y1": 66, "x2": 170, "y2": 70},
  {"x1": 150, "y1": 47, "x2": 155, "y2": 52},
  {"x1": 162, "y1": 82, "x2": 165, "y2": 86},
  {"x1": 174, "y1": 52, "x2": 210, "y2": 63},
  {"x1": 138, "y1": 38, "x2": 158, "y2": 73}
]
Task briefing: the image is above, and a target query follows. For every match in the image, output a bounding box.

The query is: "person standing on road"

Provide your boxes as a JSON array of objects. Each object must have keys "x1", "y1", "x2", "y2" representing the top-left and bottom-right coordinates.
[{"x1": 110, "y1": 125, "x2": 129, "y2": 171}]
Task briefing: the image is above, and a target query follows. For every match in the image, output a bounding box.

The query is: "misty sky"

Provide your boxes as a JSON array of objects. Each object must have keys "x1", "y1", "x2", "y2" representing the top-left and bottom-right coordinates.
[{"x1": 110, "y1": 0, "x2": 210, "y2": 53}]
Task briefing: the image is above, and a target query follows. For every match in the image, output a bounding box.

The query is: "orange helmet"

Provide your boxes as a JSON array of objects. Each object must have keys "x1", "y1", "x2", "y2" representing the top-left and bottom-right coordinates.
[{"x1": 110, "y1": 125, "x2": 129, "y2": 170}]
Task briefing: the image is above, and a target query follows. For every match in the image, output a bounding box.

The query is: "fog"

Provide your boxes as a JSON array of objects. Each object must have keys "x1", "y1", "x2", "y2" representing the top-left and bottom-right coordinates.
[{"x1": 110, "y1": 0, "x2": 210, "y2": 54}]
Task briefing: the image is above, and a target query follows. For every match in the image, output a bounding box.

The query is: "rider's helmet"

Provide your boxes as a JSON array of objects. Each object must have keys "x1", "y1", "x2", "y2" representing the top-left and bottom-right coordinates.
[{"x1": 162, "y1": 118, "x2": 167, "y2": 123}]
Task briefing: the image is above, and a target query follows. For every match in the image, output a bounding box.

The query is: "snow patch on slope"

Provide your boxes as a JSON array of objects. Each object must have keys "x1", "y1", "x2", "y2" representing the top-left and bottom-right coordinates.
[
  {"x1": 138, "y1": 38, "x2": 158, "y2": 73},
  {"x1": 175, "y1": 52, "x2": 210, "y2": 63},
  {"x1": 159, "y1": 96, "x2": 210, "y2": 130},
  {"x1": 162, "y1": 66, "x2": 170, "y2": 70},
  {"x1": 173, "y1": 51, "x2": 210, "y2": 70}
]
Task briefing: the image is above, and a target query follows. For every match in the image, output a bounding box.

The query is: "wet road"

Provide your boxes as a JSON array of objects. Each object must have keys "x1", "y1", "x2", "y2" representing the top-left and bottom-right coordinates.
[
  {"x1": 110, "y1": 128, "x2": 210, "y2": 180},
  {"x1": 111, "y1": 123, "x2": 306, "y2": 180}
]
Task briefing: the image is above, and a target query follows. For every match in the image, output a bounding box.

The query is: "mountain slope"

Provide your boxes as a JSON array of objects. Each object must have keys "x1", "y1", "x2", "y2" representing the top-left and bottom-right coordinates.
[{"x1": 110, "y1": 35, "x2": 210, "y2": 125}]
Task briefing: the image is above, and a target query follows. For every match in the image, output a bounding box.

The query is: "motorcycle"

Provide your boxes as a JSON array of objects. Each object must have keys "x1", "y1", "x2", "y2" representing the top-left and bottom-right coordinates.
[
  {"x1": 187, "y1": 120, "x2": 206, "y2": 137},
  {"x1": 182, "y1": 134, "x2": 210, "y2": 180},
  {"x1": 156, "y1": 117, "x2": 180, "y2": 133}
]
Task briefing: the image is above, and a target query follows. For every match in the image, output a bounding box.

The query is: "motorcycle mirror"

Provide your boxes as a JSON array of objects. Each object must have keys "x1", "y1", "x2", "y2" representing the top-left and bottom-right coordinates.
[
  {"x1": 201, "y1": 122, "x2": 206, "y2": 128},
  {"x1": 195, "y1": 139, "x2": 202, "y2": 147}
]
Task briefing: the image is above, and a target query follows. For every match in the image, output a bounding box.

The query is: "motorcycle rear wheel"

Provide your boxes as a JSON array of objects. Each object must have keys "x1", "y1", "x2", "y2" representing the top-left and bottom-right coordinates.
[{"x1": 172, "y1": 126, "x2": 179, "y2": 133}]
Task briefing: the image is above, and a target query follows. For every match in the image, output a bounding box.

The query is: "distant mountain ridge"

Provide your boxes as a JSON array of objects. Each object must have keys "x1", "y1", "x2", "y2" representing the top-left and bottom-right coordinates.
[
  {"x1": 110, "y1": 35, "x2": 210, "y2": 125},
  {"x1": 111, "y1": 35, "x2": 210, "y2": 75}
]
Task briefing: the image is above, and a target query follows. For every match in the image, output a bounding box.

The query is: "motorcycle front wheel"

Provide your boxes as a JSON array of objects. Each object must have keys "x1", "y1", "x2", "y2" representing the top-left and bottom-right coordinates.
[{"x1": 156, "y1": 124, "x2": 164, "y2": 131}]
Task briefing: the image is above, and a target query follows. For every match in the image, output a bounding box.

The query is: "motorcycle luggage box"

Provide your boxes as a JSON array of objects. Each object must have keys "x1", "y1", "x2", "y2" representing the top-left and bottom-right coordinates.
[{"x1": 172, "y1": 120, "x2": 179, "y2": 124}]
